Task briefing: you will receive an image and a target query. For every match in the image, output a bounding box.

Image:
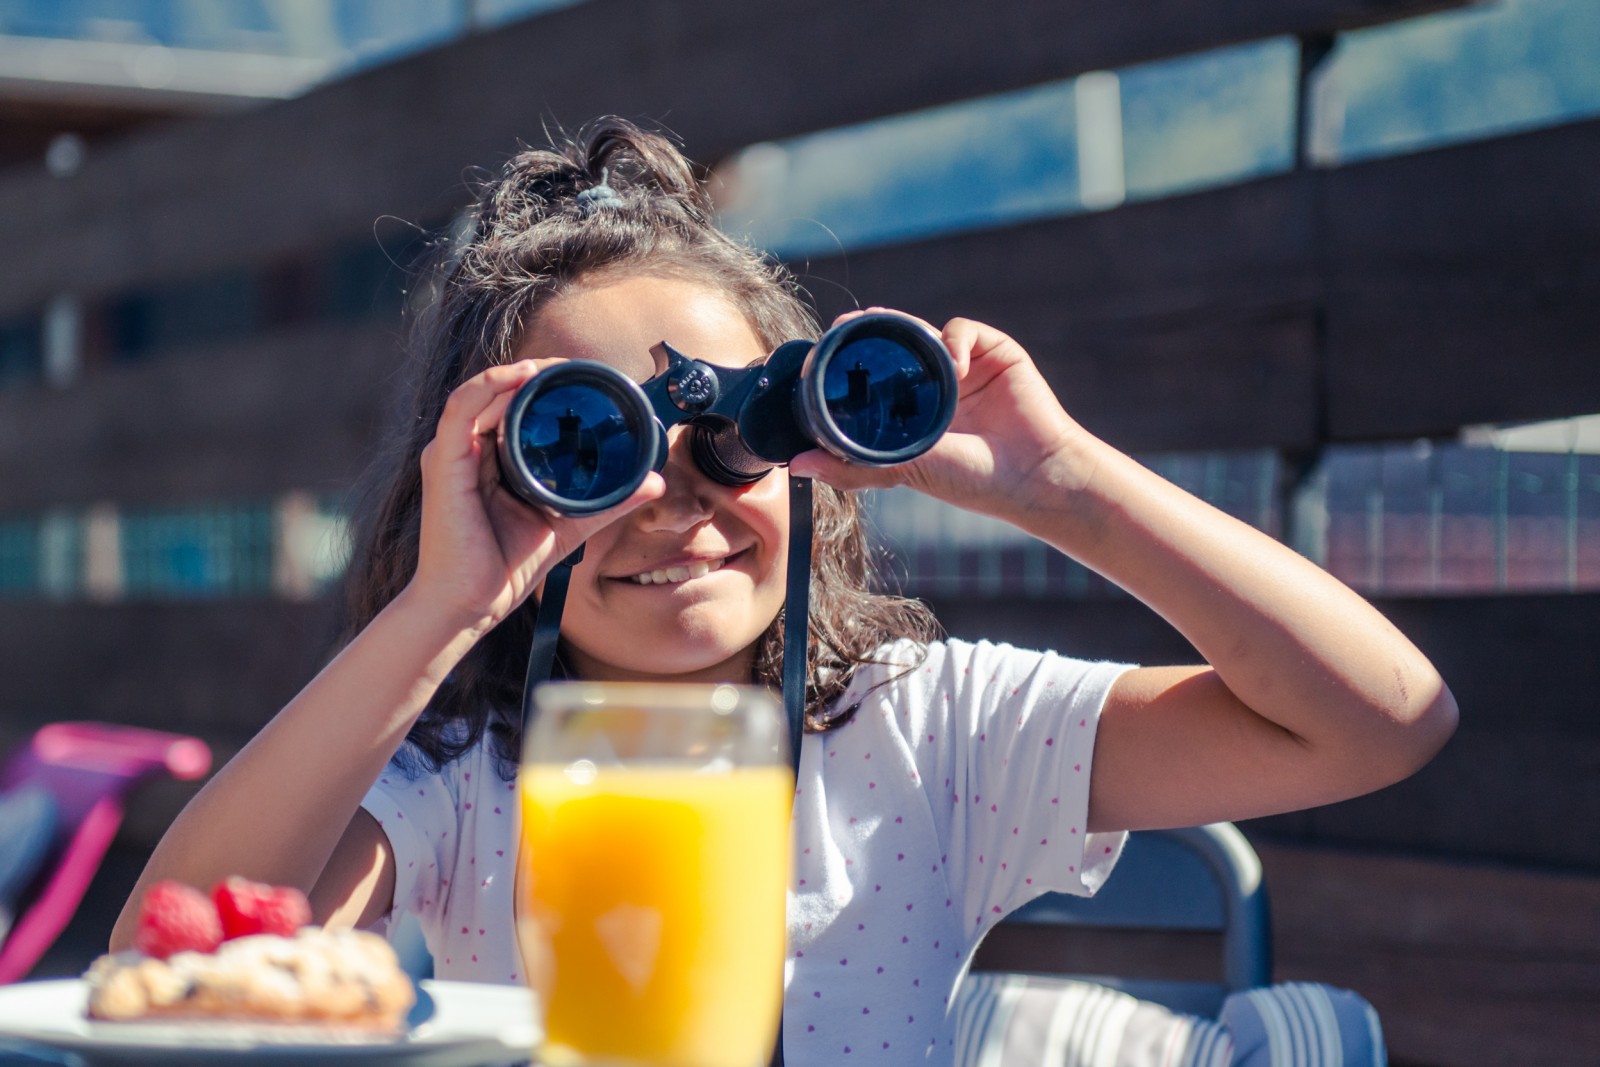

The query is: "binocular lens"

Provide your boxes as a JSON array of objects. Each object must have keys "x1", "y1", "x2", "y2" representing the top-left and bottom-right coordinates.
[
  {"x1": 507, "y1": 377, "x2": 654, "y2": 513},
  {"x1": 499, "y1": 315, "x2": 956, "y2": 515},
  {"x1": 821, "y1": 336, "x2": 951, "y2": 458}
]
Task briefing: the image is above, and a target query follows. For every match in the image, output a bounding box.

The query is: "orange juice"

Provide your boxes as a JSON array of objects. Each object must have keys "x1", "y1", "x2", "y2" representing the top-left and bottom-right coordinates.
[{"x1": 518, "y1": 764, "x2": 791, "y2": 1067}]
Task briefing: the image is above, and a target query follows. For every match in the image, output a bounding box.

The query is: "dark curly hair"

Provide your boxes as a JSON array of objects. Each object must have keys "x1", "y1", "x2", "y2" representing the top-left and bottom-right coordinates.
[{"x1": 339, "y1": 117, "x2": 939, "y2": 775}]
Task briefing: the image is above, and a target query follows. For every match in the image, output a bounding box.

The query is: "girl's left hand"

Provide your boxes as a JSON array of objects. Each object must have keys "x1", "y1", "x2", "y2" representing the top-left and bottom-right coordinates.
[{"x1": 788, "y1": 309, "x2": 1087, "y2": 524}]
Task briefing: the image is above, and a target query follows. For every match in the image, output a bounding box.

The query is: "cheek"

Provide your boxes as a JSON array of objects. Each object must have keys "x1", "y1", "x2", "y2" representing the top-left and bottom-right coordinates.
[
  {"x1": 732, "y1": 473, "x2": 791, "y2": 542},
  {"x1": 563, "y1": 530, "x2": 623, "y2": 608}
]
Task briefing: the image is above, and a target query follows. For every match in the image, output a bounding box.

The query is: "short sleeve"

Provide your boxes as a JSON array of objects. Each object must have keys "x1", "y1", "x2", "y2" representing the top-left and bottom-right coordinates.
[
  {"x1": 359, "y1": 758, "x2": 461, "y2": 935},
  {"x1": 931, "y1": 639, "x2": 1132, "y2": 943}
]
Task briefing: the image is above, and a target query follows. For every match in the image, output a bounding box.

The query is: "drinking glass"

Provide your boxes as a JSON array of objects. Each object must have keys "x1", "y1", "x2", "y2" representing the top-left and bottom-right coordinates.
[{"x1": 516, "y1": 682, "x2": 792, "y2": 1067}]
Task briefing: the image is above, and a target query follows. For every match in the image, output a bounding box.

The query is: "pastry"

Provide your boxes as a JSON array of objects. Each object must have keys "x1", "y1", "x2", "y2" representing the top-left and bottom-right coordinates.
[{"x1": 84, "y1": 878, "x2": 414, "y2": 1033}]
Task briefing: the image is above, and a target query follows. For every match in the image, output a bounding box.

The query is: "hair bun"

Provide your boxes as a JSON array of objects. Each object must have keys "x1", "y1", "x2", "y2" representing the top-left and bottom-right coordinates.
[
  {"x1": 583, "y1": 117, "x2": 708, "y2": 214},
  {"x1": 473, "y1": 117, "x2": 712, "y2": 241}
]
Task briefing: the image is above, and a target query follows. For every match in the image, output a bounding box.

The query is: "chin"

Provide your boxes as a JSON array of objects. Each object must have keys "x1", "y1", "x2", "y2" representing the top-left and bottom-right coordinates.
[
  {"x1": 563, "y1": 630, "x2": 763, "y2": 683},
  {"x1": 646, "y1": 641, "x2": 758, "y2": 681}
]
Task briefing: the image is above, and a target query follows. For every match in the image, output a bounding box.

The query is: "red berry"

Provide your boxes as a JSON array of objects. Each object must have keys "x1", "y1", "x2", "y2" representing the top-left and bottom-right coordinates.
[
  {"x1": 212, "y1": 877, "x2": 312, "y2": 940},
  {"x1": 134, "y1": 881, "x2": 223, "y2": 959}
]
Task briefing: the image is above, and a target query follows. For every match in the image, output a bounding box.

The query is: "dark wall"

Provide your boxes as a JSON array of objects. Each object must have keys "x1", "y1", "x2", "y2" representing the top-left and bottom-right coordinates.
[
  {"x1": 0, "y1": 598, "x2": 341, "y2": 753},
  {"x1": 0, "y1": 321, "x2": 402, "y2": 512},
  {"x1": 0, "y1": 0, "x2": 1465, "y2": 317},
  {"x1": 929, "y1": 591, "x2": 1600, "y2": 871}
]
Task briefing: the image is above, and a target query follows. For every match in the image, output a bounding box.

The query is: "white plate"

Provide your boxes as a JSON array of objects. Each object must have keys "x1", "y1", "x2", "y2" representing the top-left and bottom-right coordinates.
[{"x1": 0, "y1": 978, "x2": 539, "y2": 1067}]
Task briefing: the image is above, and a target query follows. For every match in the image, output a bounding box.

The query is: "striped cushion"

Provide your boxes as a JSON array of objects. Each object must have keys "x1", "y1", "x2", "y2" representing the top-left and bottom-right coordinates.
[
  {"x1": 954, "y1": 974, "x2": 1385, "y2": 1067},
  {"x1": 1222, "y1": 983, "x2": 1386, "y2": 1067}
]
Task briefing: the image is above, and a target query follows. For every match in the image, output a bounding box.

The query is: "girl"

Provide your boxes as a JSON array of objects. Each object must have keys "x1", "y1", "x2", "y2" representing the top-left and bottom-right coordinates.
[{"x1": 112, "y1": 118, "x2": 1456, "y2": 1062}]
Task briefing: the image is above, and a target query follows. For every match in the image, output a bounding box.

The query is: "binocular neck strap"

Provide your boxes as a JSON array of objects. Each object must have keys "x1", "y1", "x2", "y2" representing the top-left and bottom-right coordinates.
[
  {"x1": 770, "y1": 474, "x2": 812, "y2": 1067},
  {"x1": 783, "y1": 476, "x2": 812, "y2": 775},
  {"x1": 520, "y1": 544, "x2": 585, "y2": 740}
]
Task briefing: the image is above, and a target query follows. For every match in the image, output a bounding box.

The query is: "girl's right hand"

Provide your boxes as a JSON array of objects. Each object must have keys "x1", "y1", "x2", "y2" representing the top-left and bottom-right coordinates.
[{"x1": 405, "y1": 359, "x2": 665, "y2": 636}]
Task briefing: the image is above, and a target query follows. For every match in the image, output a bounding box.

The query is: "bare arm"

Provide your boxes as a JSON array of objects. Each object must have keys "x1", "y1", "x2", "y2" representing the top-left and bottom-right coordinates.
[
  {"x1": 793, "y1": 312, "x2": 1457, "y2": 834},
  {"x1": 312, "y1": 807, "x2": 397, "y2": 931},
  {"x1": 1027, "y1": 438, "x2": 1457, "y2": 831},
  {"x1": 112, "y1": 359, "x2": 664, "y2": 950},
  {"x1": 111, "y1": 591, "x2": 481, "y2": 949}
]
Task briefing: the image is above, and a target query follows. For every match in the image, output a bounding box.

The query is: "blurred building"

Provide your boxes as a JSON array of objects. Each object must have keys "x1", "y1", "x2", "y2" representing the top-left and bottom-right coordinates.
[{"x1": 0, "y1": 1, "x2": 1597, "y2": 1061}]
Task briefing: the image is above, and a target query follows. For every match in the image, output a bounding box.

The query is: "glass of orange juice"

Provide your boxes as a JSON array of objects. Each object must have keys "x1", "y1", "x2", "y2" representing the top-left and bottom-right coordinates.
[{"x1": 516, "y1": 682, "x2": 792, "y2": 1067}]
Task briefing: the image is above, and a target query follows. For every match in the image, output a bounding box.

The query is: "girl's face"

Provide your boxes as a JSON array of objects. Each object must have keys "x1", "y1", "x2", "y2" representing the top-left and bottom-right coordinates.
[{"x1": 517, "y1": 274, "x2": 790, "y2": 683}]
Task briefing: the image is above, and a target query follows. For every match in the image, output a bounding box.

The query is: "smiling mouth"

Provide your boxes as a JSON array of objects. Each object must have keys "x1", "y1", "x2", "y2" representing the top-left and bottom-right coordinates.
[{"x1": 626, "y1": 557, "x2": 730, "y2": 586}]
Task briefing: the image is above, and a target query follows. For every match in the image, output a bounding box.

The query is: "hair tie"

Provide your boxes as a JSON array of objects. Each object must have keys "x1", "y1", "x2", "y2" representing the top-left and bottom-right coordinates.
[{"x1": 576, "y1": 168, "x2": 625, "y2": 215}]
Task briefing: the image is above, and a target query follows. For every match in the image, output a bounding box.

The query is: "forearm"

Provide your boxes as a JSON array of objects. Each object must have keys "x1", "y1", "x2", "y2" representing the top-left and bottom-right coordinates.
[
  {"x1": 111, "y1": 587, "x2": 481, "y2": 948},
  {"x1": 1013, "y1": 431, "x2": 1457, "y2": 770}
]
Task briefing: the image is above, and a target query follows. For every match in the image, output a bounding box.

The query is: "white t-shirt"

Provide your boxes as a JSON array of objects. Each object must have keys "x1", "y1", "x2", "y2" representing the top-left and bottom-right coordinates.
[{"x1": 361, "y1": 637, "x2": 1130, "y2": 1064}]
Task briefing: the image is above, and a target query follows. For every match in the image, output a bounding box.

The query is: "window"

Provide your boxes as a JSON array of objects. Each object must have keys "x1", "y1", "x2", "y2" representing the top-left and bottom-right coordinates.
[
  {"x1": 715, "y1": 80, "x2": 1081, "y2": 258},
  {"x1": 1309, "y1": 431, "x2": 1600, "y2": 595},
  {"x1": 0, "y1": 517, "x2": 39, "y2": 598},
  {"x1": 714, "y1": 39, "x2": 1297, "y2": 258},
  {"x1": 0, "y1": 313, "x2": 43, "y2": 386},
  {"x1": 866, "y1": 430, "x2": 1600, "y2": 600},
  {"x1": 0, "y1": 493, "x2": 359, "y2": 602},
  {"x1": 119, "y1": 504, "x2": 275, "y2": 599},
  {"x1": 1313, "y1": 0, "x2": 1600, "y2": 164},
  {"x1": 865, "y1": 450, "x2": 1281, "y2": 600}
]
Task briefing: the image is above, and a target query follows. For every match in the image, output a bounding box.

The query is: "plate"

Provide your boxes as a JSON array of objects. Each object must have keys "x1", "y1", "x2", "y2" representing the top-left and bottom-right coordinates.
[{"x1": 0, "y1": 978, "x2": 539, "y2": 1067}]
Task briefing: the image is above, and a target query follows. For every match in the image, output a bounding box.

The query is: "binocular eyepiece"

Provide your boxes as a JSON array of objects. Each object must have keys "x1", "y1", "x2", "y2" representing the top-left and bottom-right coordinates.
[{"x1": 498, "y1": 313, "x2": 959, "y2": 516}]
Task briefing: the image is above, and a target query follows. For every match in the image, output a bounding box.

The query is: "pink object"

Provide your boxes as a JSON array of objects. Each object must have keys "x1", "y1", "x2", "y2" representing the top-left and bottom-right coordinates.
[{"x1": 0, "y1": 721, "x2": 211, "y2": 984}]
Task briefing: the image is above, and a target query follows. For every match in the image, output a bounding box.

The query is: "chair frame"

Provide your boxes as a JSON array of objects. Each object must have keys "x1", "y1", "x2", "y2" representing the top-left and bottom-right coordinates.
[
  {"x1": 0, "y1": 722, "x2": 210, "y2": 985},
  {"x1": 987, "y1": 822, "x2": 1272, "y2": 1015}
]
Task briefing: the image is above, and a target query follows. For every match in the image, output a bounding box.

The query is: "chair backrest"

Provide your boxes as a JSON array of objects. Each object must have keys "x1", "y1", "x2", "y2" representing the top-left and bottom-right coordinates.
[
  {"x1": 978, "y1": 823, "x2": 1271, "y2": 1017},
  {"x1": 0, "y1": 722, "x2": 211, "y2": 984}
]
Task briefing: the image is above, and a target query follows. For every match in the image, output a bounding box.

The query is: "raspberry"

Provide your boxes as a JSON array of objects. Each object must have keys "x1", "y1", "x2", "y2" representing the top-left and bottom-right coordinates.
[
  {"x1": 134, "y1": 881, "x2": 223, "y2": 959},
  {"x1": 212, "y1": 877, "x2": 311, "y2": 940}
]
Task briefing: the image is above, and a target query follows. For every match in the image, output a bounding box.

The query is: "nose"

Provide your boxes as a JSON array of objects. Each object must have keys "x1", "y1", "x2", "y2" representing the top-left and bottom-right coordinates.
[{"x1": 633, "y1": 425, "x2": 716, "y2": 533}]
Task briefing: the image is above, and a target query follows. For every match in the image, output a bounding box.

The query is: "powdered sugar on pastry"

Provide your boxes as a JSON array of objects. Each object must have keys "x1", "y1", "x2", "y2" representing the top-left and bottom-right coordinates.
[{"x1": 85, "y1": 926, "x2": 414, "y2": 1032}]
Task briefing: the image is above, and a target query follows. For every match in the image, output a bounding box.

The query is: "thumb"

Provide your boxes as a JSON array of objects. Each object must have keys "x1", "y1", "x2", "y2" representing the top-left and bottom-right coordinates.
[
  {"x1": 787, "y1": 449, "x2": 847, "y2": 481},
  {"x1": 788, "y1": 449, "x2": 902, "y2": 491},
  {"x1": 547, "y1": 472, "x2": 667, "y2": 551}
]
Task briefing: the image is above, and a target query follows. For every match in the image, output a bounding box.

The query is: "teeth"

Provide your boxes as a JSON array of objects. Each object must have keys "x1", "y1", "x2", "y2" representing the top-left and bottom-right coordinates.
[{"x1": 631, "y1": 558, "x2": 724, "y2": 585}]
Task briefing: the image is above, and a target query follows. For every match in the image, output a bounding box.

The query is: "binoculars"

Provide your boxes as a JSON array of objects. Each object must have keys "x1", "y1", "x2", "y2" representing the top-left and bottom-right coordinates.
[{"x1": 498, "y1": 314, "x2": 959, "y2": 515}]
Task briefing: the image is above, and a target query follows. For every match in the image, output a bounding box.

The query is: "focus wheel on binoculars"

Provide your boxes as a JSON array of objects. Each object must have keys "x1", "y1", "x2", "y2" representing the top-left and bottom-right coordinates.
[{"x1": 667, "y1": 361, "x2": 720, "y2": 414}]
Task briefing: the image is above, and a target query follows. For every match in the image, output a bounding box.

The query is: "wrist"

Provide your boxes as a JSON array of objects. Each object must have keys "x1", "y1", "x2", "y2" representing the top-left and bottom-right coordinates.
[
  {"x1": 387, "y1": 581, "x2": 500, "y2": 656},
  {"x1": 998, "y1": 426, "x2": 1114, "y2": 541}
]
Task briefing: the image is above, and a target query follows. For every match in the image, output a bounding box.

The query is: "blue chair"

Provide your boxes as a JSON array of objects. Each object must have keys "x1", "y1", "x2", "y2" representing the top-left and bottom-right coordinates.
[
  {"x1": 388, "y1": 910, "x2": 434, "y2": 982},
  {"x1": 979, "y1": 822, "x2": 1272, "y2": 1018},
  {"x1": 0, "y1": 788, "x2": 56, "y2": 948}
]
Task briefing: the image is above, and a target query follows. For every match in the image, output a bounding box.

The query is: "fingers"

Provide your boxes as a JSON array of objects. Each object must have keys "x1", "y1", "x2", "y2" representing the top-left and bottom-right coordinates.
[
  {"x1": 426, "y1": 359, "x2": 576, "y2": 496},
  {"x1": 489, "y1": 471, "x2": 668, "y2": 568},
  {"x1": 434, "y1": 360, "x2": 545, "y2": 460},
  {"x1": 422, "y1": 359, "x2": 566, "y2": 557},
  {"x1": 787, "y1": 449, "x2": 903, "y2": 491},
  {"x1": 829, "y1": 306, "x2": 1018, "y2": 367},
  {"x1": 447, "y1": 359, "x2": 544, "y2": 418},
  {"x1": 940, "y1": 317, "x2": 1036, "y2": 391},
  {"x1": 829, "y1": 305, "x2": 940, "y2": 335},
  {"x1": 557, "y1": 472, "x2": 667, "y2": 545},
  {"x1": 830, "y1": 308, "x2": 1026, "y2": 385},
  {"x1": 470, "y1": 384, "x2": 531, "y2": 445},
  {"x1": 934, "y1": 319, "x2": 1024, "y2": 364}
]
